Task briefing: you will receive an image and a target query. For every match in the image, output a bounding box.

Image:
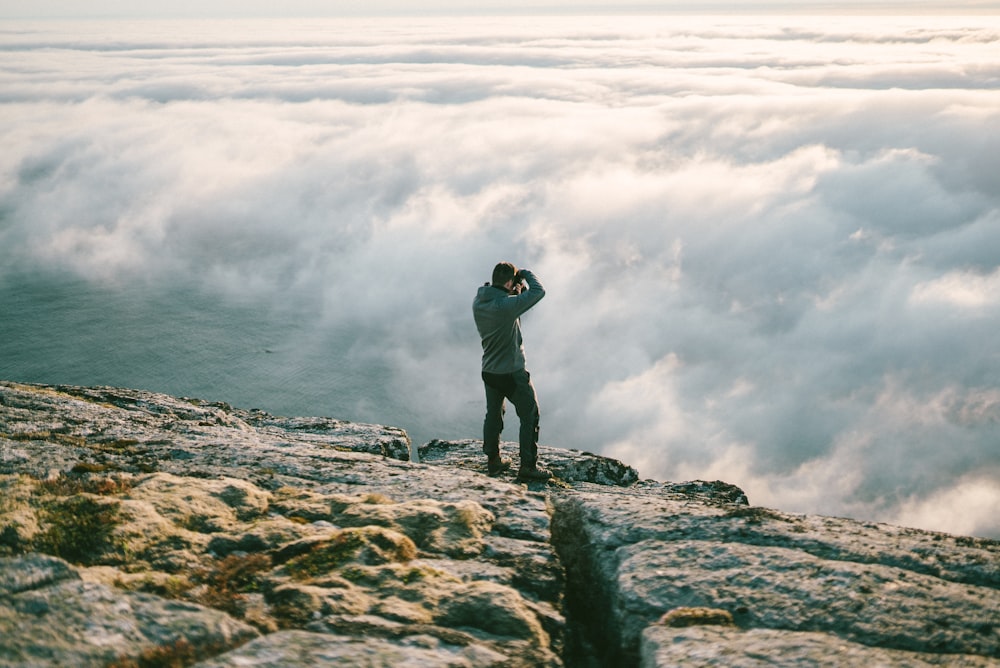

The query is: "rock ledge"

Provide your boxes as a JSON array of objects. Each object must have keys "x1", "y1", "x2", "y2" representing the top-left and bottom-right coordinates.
[{"x1": 1, "y1": 381, "x2": 998, "y2": 667}]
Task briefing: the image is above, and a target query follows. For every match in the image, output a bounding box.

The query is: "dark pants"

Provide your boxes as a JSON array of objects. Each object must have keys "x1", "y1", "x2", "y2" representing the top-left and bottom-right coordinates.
[{"x1": 482, "y1": 369, "x2": 540, "y2": 467}]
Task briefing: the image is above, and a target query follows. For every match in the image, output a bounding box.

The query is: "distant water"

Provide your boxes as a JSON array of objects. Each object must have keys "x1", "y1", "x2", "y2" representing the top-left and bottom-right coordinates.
[{"x1": 0, "y1": 271, "x2": 445, "y2": 445}]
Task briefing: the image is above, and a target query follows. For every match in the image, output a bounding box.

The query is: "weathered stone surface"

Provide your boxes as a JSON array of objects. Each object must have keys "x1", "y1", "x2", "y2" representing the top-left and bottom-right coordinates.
[
  {"x1": 0, "y1": 381, "x2": 565, "y2": 666},
  {"x1": 2, "y1": 379, "x2": 999, "y2": 667},
  {"x1": 0, "y1": 551, "x2": 78, "y2": 594},
  {"x1": 620, "y1": 539, "x2": 998, "y2": 654},
  {"x1": 0, "y1": 554, "x2": 257, "y2": 667},
  {"x1": 550, "y1": 485, "x2": 1000, "y2": 666},
  {"x1": 641, "y1": 625, "x2": 1000, "y2": 668},
  {"x1": 195, "y1": 629, "x2": 508, "y2": 667},
  {"x1": 419, "y1": 438, "x2": 640, "y2": 487}
]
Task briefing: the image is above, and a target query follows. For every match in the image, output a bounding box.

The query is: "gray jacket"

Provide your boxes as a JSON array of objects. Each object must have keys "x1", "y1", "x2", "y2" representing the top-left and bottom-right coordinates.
[{"x1": 472, "y1": 270, "x2": 545, "y2": 374}]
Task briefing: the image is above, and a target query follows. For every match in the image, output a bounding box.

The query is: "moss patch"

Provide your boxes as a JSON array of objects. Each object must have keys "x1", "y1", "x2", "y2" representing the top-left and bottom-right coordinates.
[
  {"x1": 6, "y1": 431, "x2": 51, "y2": 442},
  {"x1": 107, "y1": 636, "x2": 237, "y2": 668},
  {"x1": 285, "y1": 527, "x2": 416, "y2": 581},
  {"x1": 193, "y1": 553, "x2": 272, "y2": 619},
  {"x1": 658, "y1": 607, "x2": 735, "y2": 628},
  {"x1": 40, "y1": 472, "x2": 134, "y2": 497},
  {"x1": 35, "y1": 495, "x2": 123, "y2": 565}
]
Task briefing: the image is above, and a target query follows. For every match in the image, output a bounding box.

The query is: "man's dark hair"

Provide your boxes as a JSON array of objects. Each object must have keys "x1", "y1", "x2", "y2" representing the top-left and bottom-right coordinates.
[{"x1": 492, "y1": 262, "x2": 517, "y2": 287}]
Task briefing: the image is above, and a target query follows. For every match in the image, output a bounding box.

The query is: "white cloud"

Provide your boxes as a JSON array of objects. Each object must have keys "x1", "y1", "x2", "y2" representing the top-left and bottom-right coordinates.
[
  {"x1": 2, "y1": 15, "x2": 999, "y2": 538},
  {"x1": 892, "y1": 474, "x2": 1000, "y2": 539},
  {"x1": 910, "y1": 267, "x2": 1000, "y2": 309}
]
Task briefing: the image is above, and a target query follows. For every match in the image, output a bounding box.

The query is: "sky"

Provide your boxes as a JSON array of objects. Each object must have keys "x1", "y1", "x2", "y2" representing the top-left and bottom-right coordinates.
[
  {"x1": 1, "y1": 10, "x2": 998, "y2": 539},
  {"x1": 4, "y1": 0, "x2": 1000, "y2": 18}
]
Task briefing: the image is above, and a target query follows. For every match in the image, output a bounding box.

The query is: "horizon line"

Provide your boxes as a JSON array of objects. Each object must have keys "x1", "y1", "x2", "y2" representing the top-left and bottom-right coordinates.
[{"x1": 4, "y1": 4, "x2": 1000, "y2": 21}]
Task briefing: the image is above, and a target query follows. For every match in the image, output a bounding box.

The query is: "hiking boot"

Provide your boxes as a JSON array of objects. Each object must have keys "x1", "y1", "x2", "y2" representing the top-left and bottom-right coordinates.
[
  {"x1": 487, "y1": 456, "x2": 512, "y2": 477},
  {"x1": 517, "y1": 465, "x2": 552, "y2": 482}
]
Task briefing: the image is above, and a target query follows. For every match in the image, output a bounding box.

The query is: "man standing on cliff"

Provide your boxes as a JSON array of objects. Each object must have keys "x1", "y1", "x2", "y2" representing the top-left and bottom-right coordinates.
[{"x1": 473, "y1": 262, "x2": 552, "y2": 481}]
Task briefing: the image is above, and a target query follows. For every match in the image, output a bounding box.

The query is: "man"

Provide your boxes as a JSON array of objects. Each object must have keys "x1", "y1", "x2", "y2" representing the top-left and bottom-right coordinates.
[{"x1": 472, "y1": 261, "x2": 551, "y2": 481}]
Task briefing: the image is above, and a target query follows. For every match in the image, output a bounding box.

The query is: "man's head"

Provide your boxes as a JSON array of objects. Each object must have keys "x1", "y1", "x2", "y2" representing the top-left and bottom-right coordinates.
[{"x1": 492, "y1": 262, "x2": 518, "y2": 289}]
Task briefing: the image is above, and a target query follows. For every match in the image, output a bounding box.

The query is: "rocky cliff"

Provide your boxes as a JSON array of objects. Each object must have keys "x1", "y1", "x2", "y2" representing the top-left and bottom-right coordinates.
[{"x1": 1, "y1": 380, "x2": 998, "y2": 667}]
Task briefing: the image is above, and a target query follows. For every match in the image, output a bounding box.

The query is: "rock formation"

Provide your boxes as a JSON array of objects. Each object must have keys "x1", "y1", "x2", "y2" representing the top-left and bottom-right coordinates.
[{"x1": 0, "y1": 380, "x2": 997, "y2": 667}]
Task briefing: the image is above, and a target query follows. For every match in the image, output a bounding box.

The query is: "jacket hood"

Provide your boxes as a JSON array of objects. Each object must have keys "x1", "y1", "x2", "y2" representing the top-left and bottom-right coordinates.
[{"x1": 475, "y1": 284, "x2": 507, "y2": 304}]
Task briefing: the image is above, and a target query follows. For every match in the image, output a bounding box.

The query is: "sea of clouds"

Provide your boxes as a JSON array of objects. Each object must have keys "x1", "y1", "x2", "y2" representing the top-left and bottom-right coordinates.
[{"x1": 1, "y1": 15, "x2": 998, "y2": 537}]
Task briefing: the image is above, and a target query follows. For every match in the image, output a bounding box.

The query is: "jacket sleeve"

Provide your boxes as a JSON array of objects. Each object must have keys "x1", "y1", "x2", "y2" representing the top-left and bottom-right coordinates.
[{"x1": 508, "y1": 269, "x2": 545, "y2": 317}]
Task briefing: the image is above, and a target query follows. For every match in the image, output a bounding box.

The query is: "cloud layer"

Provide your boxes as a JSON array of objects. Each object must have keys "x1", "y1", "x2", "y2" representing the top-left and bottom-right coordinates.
[{"x1": 1, "y1": 15, "x2": 998, "y2": 537}]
